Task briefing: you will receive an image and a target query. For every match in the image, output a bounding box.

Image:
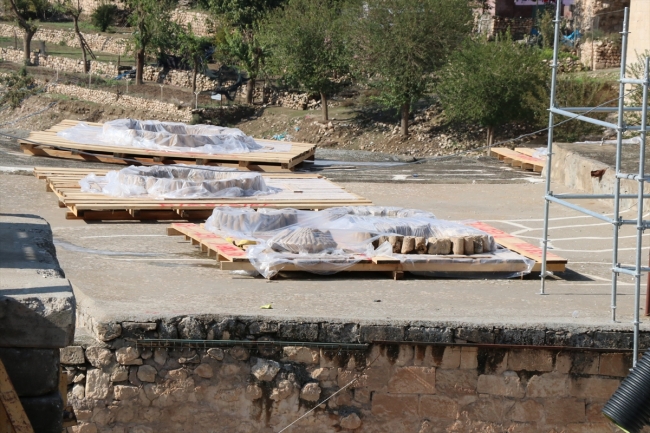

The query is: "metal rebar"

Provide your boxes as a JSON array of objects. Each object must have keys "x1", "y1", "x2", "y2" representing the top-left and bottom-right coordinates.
[
  {"x1": 611, "y1": 8, "x2": 630, "y2": 323},
  {"x1": 540, "y1": 0, "x2": 563, "y2": 296},
  {"x1": 632, "y1": 56, "x2": 649, "y2": 367}
]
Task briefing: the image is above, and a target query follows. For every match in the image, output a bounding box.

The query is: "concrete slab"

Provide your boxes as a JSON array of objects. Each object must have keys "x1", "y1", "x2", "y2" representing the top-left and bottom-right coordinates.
[
  {"x1": 1, "y1": 172, "x2": 648, "y2": 349},
  {"x1": 0, "y1": 213, "x2": 75, "y2": 348}
]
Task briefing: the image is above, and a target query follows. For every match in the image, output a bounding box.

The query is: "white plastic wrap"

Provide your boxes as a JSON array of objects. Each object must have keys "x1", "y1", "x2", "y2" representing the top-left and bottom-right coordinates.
[
  {"x1": 79, "y1": 165, "x2": 279, "y2": 199},
  {"x1": 58, "y1": 119, "x2": 265, "y2": 154},
  {"x1": 204, "y1": 207, "x2": 534, "y2": 278}
]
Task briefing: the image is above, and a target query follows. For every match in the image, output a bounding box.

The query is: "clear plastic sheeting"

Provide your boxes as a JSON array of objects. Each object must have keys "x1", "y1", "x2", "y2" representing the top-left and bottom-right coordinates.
[
  {"x1": 79, "y1": 165, "x2": 279, "y2": 199},
  {"x1": 204, "y1": 207, "x2": 534, "y2": 278},
  {"x1": 58, "y1": 119, "x2": 267, "y2": 154}
]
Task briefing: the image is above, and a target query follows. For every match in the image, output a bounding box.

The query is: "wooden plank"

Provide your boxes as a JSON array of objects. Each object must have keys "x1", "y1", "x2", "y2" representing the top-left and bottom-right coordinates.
[
  {"x1": 0, "y1": 360, "x2": 34, "y2": 433},
  {"x1": 465, "y1": 221, "x2": 567, "y2": 272},
  {"x1": 490, "y1": 148, "x2": 545, "y2": 172}
]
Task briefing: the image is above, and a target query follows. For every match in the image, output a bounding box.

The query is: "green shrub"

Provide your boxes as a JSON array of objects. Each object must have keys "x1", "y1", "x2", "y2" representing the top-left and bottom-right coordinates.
[
  {"x1": 551, "y1": 76, "x2": 618, "y2": 142},
  {"x1": 91, "y1": 3, "x2": 118, "y2": 32},
  {"x1": 0, "y1": 68, "x2": 37, "y2": 108}
]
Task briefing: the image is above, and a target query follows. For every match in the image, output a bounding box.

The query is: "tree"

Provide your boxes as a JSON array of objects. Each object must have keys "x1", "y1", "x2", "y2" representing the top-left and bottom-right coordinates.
[
  {"x1": 90, "y1": 2, "x2": 117, "y2": 32},
  {"x1": 178, "y1": 27, "x2": 213, "y2": 93},
  {"x1": 5, "y1": 0, "x2": 51, "y2": 65},
  {"x1": 125, "y1": 0, "x2": 175, "y2": 85},
  {"x1": 260, "y1": 0, "x2": 349, "y2": 121},
  {"x1": 206, "y1": 0, "x2": 285, "y2": 104},
  {"x1": 350, "y1": 0, "x2": 473, "y2": 136},
  {"x1": 56, "y1": 0, "x2": 90, "y2": 72},
  {"x1": 436, "y1": 34, "x2": 549, "y2": 146}
]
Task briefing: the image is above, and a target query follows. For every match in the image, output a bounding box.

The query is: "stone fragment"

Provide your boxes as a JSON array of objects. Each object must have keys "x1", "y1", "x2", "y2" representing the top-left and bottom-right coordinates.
[
  {"x1": 85, "y1": 369, "x2": 111, "y2": 400},
  {"x1": 207, "y1": 348, "x2": 224, "y2": 361},
  {"x1": 95, "y1": 322, "x2": 122, "y2": 341},
  {"x1": 270, "y1": 380, "x2": 293, "y2": 401},
  {"x1": 251, "y1": 358, "x2": 280, "y2": 381},
  {"x1": 450, "y1": 237, "x2": 464, "y2": 255},
  {"x1": 194, "y1": 364, "x2": 213, "y2": 379},
  {"x1": 401, "y1": 236, "x2": 415, "y2": 254},
  {"x1": 419, "y1": 395, "x2": 458, "y2": 419},
  {"x1": 72, "y1": 384, "x2": 85, "y2": 399},
  {"x1": 477, "y1": 372, "x2": 525, "y2": 398},
  {"x1": 340, "y1": 413, "x2": 362, "y2": 430},
  {"x1": 427, "y1": 238, "x2": 451, "y2": 255},
  {"x1": 526, "y1": 373, "x2": 569, "y2": 397},
  {"x1": 245, "y1": 384, "x2": 263, "y2": 401},
  {"x1": 137, "y1": 365, "x2": 157, "y2": 383},
  {"x1": 463, "y1": 237, "x2": 475, "y2": 255},
  {"x1": 178, "y1": 354, "x2": 200, "y2": 364},
  {"x1": 569, "y1": 377, "x2": 620, "y2": 400},
  {"x1": 61, "y1": 346, "x2": 85, "y2": 365},
  {"x1": 72, "y1": 423, "x2": 98, "y2": 433},
  {"x1": 85, "y1": 347, "x2": 113, "y2": 368},
  {"x1": 311, "y1": 367, "x2": 334, "y2": 381},
  {"x1": 116, "y1": 347, "x2": 142, "y2": 365},
  {"x1": 177, "y1": 317, "x2": 206, "y2": 339},
  {"x1": 114, "y1": 385, "x2": 140, "y2": 400},
  {"x1": 544, "y1": 398, "x2": 586, "y2": 424},
  {"x1": 598, "y1": 353, "x2": 632, "y2": 377},
  {"x1": 167, "y1": 368, "x2": 187, "y2": 381},
  {"x1": 73, "y1": 373, "x2": 85, "y2": 383},
  {"x1": 230, "y1": 346, "x2": 250, "y2": 361},
  {"x1": 153, "y1": 349, "x2": 167, "y2": 366},
  {"x1": 282, "y1": 346, "x2": 319, "y2": 364},
  {"x1": 460, "y1": 347, "x2": 478, "y2": 369},
  {"x1": 371, "y1": 394, "x2": 418, "y2": 417},
  {"x1": 507, "y1": 349, "x2": 553, "y2": 372},
  {"x1": 300, "y1": 382, "x2": 321, "y2": 402},
  {"x1": 140, "y1": 350, "x2": 152, "y2": 360},
  {"x1": 111, "y1": 366, "x2": 128, "y2": 382}
]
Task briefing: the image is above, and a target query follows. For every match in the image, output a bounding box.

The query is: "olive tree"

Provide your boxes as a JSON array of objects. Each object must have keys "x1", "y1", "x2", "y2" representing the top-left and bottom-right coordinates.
[
  {"x1": 349, "y1": 0, "x2": 473, "y2": 136},
  {"x1": 260, "y1": 0, "x2": 349, "y2": 121},
  {"x1": 5, "y1": 0, "x2": 51, "y2": 65},
  {"x1": 437, "y1": 34, "x2": 549, "y2": 146}
]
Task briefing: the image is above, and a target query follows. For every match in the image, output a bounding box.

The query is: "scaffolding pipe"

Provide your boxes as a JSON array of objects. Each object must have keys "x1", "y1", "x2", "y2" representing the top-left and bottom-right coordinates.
[
  {"x1": 562, "y1": 107, "x2": 644, "y2": 112},
  {"x1": 554, "y1": 193, "x2": 650, "y2": 199},
  {"x1": 545, "y1": 195, "x2": 616, "y2": 223},
  {"x1": 540, "y1": 0, "x2": 563, "y2": 296},
  {"x1": 550, "y1": 107, "x2": 620, "y2": 129},
  {"x1": 632, "y1": 56, "x2": 649, "y2": 367},
  {"x1": 611, "y1": 8, "x2": 630, "y2": 322}
]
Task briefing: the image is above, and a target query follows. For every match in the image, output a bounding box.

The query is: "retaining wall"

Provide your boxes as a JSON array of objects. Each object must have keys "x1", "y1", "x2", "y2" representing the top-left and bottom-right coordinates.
[
  {"x1": 580, "y1": 40, "x2": 622, "y2": 70},
  {"x1": 1, "y1": 47, "x2": 119, "y2": 76},
  {"x1": 60, "y1": 313, "x2": 650, "y2": 433},
  {"x1": 46, "y1": 83, "x2": 193, "y2": 122}
]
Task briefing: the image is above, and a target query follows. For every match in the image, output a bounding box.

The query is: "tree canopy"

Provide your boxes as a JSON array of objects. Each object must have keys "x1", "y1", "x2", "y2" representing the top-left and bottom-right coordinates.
[
  {"x1": 261, "y1": 0, "x2": 349, "y2": 120},
  {"x1": 349, "y1": 0, "x2": 473, "y2": 135},
  {"x1": 436, "y1": 34, "x2": 549, "y2": 145}
]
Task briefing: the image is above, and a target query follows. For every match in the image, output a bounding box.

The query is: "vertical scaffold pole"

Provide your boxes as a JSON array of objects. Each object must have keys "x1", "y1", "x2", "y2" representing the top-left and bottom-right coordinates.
[
  {"x1": 611, "y1": 8, "x2": 630, "y2": 322},
  {"x1": 540, "y1": 0, "x2": 563, "y2": 295},
  {"x1": 632, "y1": 57, "x2": 649, "y2": 367}
]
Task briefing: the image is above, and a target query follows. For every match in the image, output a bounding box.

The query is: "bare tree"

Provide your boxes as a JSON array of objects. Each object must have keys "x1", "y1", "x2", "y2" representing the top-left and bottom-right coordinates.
[
  {"x1": 6, "y1": 0, "x2": 39, "y2": 65},
  {"x1": 57, "y1": 0, "x2": 95, "y2": 72}
]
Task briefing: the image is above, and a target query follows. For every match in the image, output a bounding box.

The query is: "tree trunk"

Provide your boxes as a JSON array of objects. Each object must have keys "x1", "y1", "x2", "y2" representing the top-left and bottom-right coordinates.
[
  {"x1": 321, "y1": 92, "x2": 329, "y2": 122},
  {"x1": 136, "y1": 49, "x2": 145, "y2": 85},
  {"x1": 23, "y1": 29, "x2": 34, "y2": 65},
  {"x1": 401, "y1": 102, "x2": 409, "y2": 136},
  {"x1": 73, "y1": 17, "x2": 88, "y2": 73},
  {"x1": 246, "y1": 78, "x2": 255, "y2": 105},
  {"x1": 487, "y1": 126, "x2": 495, "y2": 147},
  {"x1": 192, "y1": 62, "x2": 198, "y2": 93}
]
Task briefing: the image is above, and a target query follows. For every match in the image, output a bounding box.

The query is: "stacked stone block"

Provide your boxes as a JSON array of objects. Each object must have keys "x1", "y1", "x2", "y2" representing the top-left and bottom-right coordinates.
[
  {"x1": 63, "y1": 314, "x2": 650, "y2": 433},
  {"x1": 580, "y1": 40, "x2": 622, "y2": 70}
]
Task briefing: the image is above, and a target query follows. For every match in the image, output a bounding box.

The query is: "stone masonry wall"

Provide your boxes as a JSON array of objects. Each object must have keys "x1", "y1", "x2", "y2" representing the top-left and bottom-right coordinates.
[
  {"x1": 46, "y1": 83, "x2": 193, "y2": 121},
  {"x1": 0, "y1": 23, "x2": 129, "y2": 55},
  {"x1": 171, "y1": 10, "x2": 212, "y2": 37},
  {"x1": 1, "y1": 47, "x2": 119, "y2": 76},
  {"x1": 580, "y1": 40, "x2": 622, "y2": 70},
  {"x1": 59, "y1": 314, "x2": 650, "y2": 433}
]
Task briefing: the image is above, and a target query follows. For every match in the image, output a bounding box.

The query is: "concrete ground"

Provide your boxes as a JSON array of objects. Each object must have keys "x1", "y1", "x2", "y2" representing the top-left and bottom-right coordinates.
[{"x1": 1, "y1": 169, "x2": 648, "y2": 334}]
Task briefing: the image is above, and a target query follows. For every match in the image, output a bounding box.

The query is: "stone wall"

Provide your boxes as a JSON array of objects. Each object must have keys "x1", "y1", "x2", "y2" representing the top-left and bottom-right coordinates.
[
  {"x1": 575, "y1": 0, "x2": 629, "y2": 33},
  {"x1": 0, "y1": 23, "x2": 129, "y2": 55},
  {"x1": 580, "y1": 39, "x2": 622, "y2": 70},
  {"x1": 142, "y1": 66, "x2": 215, "y2": 92},
  {"x1": 46, "y1": 83, "x2": 193, "y2": 121},
  {"x1": 59, "y1": 314, "x2": 650, "y2": 433},
  {"x1": 171, "y1": 10, "x2": 212, "y2": 37},
  {"x1": 1, "y1": 47, "x2": 119, "y2": 76}
]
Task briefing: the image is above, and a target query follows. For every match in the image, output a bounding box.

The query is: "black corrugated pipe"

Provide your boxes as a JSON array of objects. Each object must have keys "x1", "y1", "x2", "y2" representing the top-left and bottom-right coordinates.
[{"x1": 602, "y1": 352, "x2": 650, "y2": 433}]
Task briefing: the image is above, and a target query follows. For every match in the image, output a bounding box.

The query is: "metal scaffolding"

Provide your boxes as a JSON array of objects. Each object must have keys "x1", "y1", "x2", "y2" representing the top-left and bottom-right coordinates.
[{"x1": 540, "y1": 3, "x2": 649, "y2": 367}]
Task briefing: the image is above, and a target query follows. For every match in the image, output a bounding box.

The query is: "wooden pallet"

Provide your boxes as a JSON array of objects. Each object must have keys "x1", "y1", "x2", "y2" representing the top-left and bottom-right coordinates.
[
  {"x1": 490, "y1": 148, "x2": 545, "y2": 173},
  {"x1": 0, "y1": 360, "x2": 34, "y2": 433},
  {"x1": 465, "y1": 221, "x2": 567, "y2": 272},
  {"x1": 34, "y1": 167, "x2": 373, "y2": 221},
  {"x1": 167, "y1": 223, "x2": 537, "y2": 279},
  {"x1": 20, "y1": 120, "x2": 316, "y2": 172}
]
